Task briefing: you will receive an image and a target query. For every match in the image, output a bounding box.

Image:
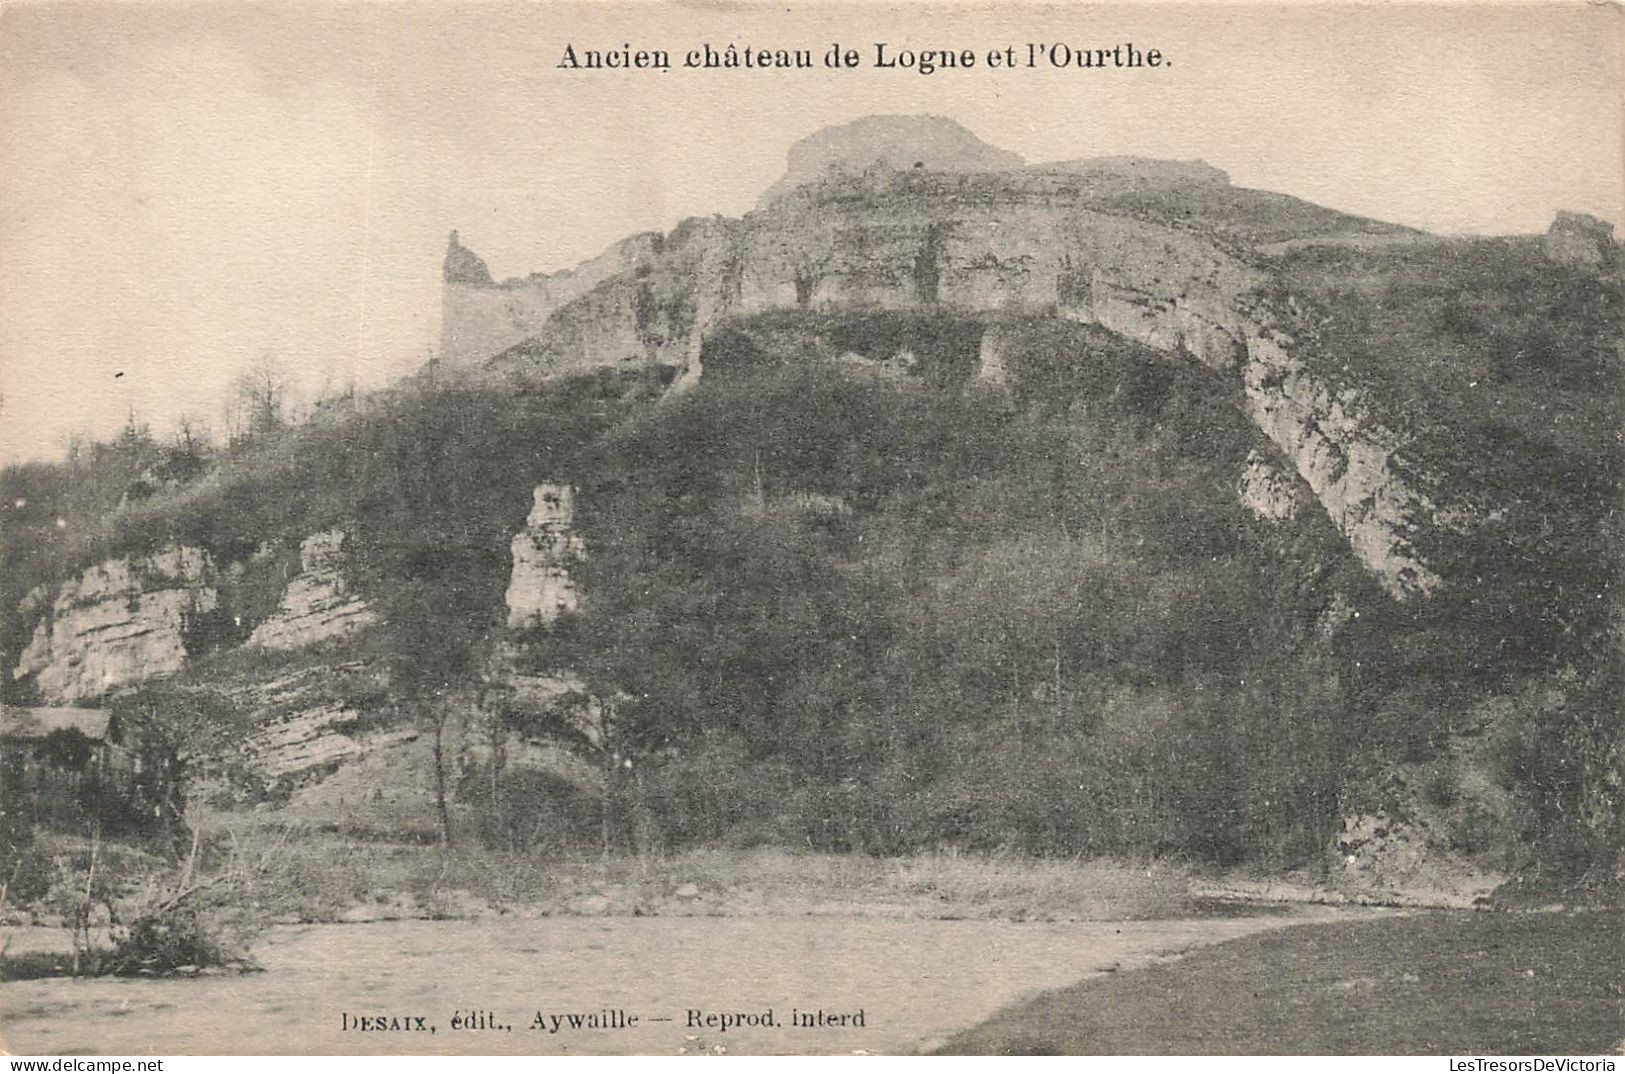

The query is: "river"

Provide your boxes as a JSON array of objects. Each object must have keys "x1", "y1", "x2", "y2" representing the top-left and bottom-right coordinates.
[{"x1": 2, "y1": 912, "x2": 1333, "y2": 1055}]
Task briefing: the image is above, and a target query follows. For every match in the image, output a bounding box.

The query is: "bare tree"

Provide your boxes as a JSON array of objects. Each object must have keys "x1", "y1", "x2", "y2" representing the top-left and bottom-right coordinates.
[
  {"x1": 159, "y1": 413, "x2": 213, "y2": 483},
  {"x1": 227, "y1": 353, "x2": 289, "y2": 445},
  {"x1": 171, "y1": 412, "x2": 210, "y2": 453}
]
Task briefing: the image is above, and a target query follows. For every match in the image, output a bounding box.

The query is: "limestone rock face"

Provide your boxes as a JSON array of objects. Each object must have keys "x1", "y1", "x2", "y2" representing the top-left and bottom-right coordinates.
[
  {"x1": 250, "y1": 702, "x2": 374, "y2": 779},
  {"x1": 14, "y1": 546, "x2": 217, "y2": 702},
  {"x1": 1239, "y1": 328, "x2": 1441, "y2": 596},
  {"x1": 486, "y1": 641, "x2": 605, "y2": 751},
  {"x1": 1238, "y1": 449, "x2": 1303, "y2": 521},
  {"x1": 495, "y1": 490, "x2": 603, "y2": 780},
  {"x1": 440, "y1": 231, "x2": 663, "y2": 367},
  {"x1": 505, "y1": 484, "x2": 586, "y2": 629},
  {"x1": 246, "y1": 530, "x2": 378, "y2": 651},
  {"x1": 226, "y1": 661, "x2": 409, "y2": 784},
  {"x1": 443, "y1": 121, "x2": 1456, "y2": 598}
]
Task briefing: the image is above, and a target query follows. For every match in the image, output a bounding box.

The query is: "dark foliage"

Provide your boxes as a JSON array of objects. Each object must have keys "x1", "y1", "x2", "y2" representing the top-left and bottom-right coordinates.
[{"x1": 2, "y1": 278, "x2": 1619, "y2": 873}]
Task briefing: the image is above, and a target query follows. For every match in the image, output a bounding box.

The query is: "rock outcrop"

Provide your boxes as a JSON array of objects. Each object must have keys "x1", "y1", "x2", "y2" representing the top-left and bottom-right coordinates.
[
  {"x1": 756, "y1": 114, "x2": 1024, "y2": 207},
  {"x1": 246, "y1": 529, "x2": 378, "y2": 650},
  {"x1": 486, "y1": 642, "x2": 604, "y2": 750},
  {"x1": 1238, "y1": 327, "x2": 1441, "y2": 595},
  {"x1": 250, "y1": 700, "x2": 378, "y2": 779},
  {"x1": 495, "y1": 490, "x2": 606, "y2": 774},
  {"x1": 441, "y1": 116, "x2": 1466, "y2": 597},
  {"x1": 14, "y1": 546, "x2": 218, "y2": 702},
  {"x1": 440, "y1": 230, "x2": 663, "y2": 367},
  {"x1": 1238, "y1": 448, "x2": 1303, "y2": 521},
  {"x1": 1543, "y1": 210, "x2": 1617, "y2": 270},
  {"x1": 505, "y1": 484, "x2": 586, "y2": 629},
  {"x1": 219, "y1": 661, "x2": 411, "y2": 783},
  {"x1": 974, "y1": 324, "x2": 1011, "y2": 386},
  {"x1": 1330, "y1": 709, "x2": 1513, "y2": 906}
]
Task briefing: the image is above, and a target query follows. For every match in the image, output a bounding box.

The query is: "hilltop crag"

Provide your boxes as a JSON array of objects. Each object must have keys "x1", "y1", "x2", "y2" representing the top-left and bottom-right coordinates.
[
  {"x1": 7, "y1": 115, "x2": 1615, "y2": 892},
  {"x1": 443, "y1": 116, "x2": 1454, "y2": 596}
]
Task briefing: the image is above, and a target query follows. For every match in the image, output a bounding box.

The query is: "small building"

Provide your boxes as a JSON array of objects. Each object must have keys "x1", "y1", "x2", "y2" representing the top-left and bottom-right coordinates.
[
  {"x1": 1, "y1": 705, "x2": 141, "y2": 830},
  {"x1": 1, "y1": 705, "x2": 132, "y2": 771}
]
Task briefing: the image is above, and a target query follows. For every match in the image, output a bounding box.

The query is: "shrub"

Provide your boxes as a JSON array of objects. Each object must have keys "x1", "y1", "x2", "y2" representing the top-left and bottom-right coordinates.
[
  {"x1": 104, "y1": 899, "x2": 239, "y2": 974},
  {"x1": 1, "y1": 847, "x2": 53, "y2": 907},
  {"x1": 3, "y1": 828, "x2": 267, "y2": 978},
  {"x1": 458, "y1": 767, "x2": 602, "y2": 853}
]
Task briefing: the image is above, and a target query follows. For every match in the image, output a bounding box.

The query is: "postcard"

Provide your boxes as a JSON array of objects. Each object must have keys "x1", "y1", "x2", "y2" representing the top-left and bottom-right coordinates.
[{"x1": 1, "y1": 0, "x2": 1620, "y2": 1058}]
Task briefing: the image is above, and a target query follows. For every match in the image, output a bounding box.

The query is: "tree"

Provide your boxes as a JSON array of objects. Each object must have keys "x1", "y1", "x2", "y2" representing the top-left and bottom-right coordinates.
[
  {"x1": 226, "y1": 354, "x2": 289, "y2": 446},
  {"x1": 119, "y1": 686, "x2": 254, "y2": 842},
  {"x1": 155, "y1": 414, "x2": 212, "y2": 484},
  {"x1": 386, "y1": 586, "x2": 481, "y2": 850}
]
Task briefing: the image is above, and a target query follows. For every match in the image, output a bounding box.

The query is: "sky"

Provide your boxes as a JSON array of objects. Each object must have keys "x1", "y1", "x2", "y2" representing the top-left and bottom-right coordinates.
[{"x1": 1, "y1": 1, "x2": 1620, "y2": 464}]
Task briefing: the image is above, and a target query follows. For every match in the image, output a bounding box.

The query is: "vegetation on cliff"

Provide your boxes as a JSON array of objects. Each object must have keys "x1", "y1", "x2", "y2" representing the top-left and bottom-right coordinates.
[
  {"x1": 1276, "y1": 238, "x2": 1624, "y2": 873},
  {"x1": 3, "y1": 230, "x2": 1620, "y2": 885}
]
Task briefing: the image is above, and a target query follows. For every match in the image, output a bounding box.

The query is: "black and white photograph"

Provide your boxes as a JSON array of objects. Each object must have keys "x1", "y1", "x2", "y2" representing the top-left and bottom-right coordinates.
[{"x1": 0, "y1": 0, "x2": 1620, "y2": 1058}]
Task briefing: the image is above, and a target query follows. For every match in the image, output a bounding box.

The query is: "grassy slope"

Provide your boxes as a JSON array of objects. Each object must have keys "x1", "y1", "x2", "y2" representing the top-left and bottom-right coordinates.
[
  {"x1": 937, "y1": 911, "x2": 1625, "y2": 1055},
  {"x1": 1087, "y1": 182, "x2": 1418, "y2": 247},
  {"x1": 1279, "y1": 238, "x2": 1621, "y2": 458},
  {"x1": 1279, "y1": 241, "x2": 1623, "y2": 640},
  {"x1": 176, "y1": 838, "x2": 1208, "y2": 925}
]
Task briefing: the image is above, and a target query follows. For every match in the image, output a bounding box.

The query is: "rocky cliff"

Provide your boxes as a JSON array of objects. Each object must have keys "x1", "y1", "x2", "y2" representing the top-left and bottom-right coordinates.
[
  {"x1": 9, "y1": 535, "x2": 389, "y2": 787},
  {"x1": 10, "y1": 491, "x2": 590, "y2": 791},
  {"x1": 14, "y1": 527, "x2": 385, "y2": 705},
  {"x1": 1237, "y1": 448, "x2": 1303, "y2": 522},
  {"x1": 440, "y1": 230, "x2": 662, "y2": 368},
  {"x1": 246, "y1": 530, "x2": 378, "y2": 650},
  {"x1": 8, "y1": 530, "x2": 383, "y2": 795},
  {"x1": 443, "y1": 116, "x2": 1449, "y2": 596},
  {"x1": 496, "y1": 485, "x2": 603, "y2": 760},
  {"x1": 233, "y1": 661, "x2": 408, "y2": 782},
  {"x1": 8, "y1": 114, "x2": 1606, "y2": 887},
  {"x1": 13, "y1": 545, "x2": 217, "y2": 702},
  {"x1": 756, "y1": 114, "x2": 1024, "y2": 207},
  {"x1": 505, "y1": 483, "x2": 586, "y2": 630}
]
